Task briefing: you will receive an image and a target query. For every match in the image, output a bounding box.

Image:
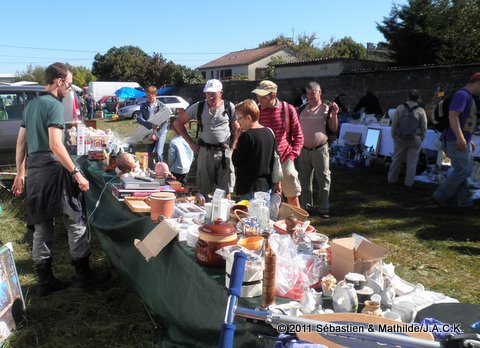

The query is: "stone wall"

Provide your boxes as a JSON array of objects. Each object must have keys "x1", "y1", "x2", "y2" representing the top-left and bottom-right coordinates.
[{"x1": 173, "y1": 62, "x2": 480, "y2": 120}]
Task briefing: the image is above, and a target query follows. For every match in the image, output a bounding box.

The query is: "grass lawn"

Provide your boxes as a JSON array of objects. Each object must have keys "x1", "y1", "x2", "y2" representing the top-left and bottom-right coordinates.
[{"x1": 0, "y1": 117, "x2": 478, "y2": 347}]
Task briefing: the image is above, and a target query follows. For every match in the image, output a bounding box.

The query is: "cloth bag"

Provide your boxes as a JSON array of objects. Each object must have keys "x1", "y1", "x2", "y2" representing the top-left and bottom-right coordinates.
[
  {"x1": 272, "y1": 150, "x2": 283, "y2": 183},
  {"x1": 268, "y1": 128, "x2": 283, "y2": 183}
]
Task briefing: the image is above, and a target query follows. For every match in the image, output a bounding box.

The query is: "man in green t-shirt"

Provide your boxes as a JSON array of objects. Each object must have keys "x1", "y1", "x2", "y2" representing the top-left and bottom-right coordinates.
[{"x1": 12, "y1": 62, "x2": 110, "y2": 296}]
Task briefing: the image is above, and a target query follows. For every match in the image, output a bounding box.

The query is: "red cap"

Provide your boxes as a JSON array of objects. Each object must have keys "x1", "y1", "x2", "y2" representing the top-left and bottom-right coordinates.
[{"x1": 470, "y1": 72, "x2": 480, "y2": 82}]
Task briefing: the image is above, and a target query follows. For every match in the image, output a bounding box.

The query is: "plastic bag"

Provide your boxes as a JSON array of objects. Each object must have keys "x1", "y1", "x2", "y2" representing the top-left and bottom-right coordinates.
[
  {"x1": 268, "y1": 234, "x2": 324, "y2": 301},
  {"x1": 269, "y1": 192, "x2": 282, "y2": 220}
]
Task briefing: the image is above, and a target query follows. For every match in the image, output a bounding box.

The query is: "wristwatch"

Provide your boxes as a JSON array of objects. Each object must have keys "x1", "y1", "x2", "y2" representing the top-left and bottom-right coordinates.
[{"x1": 71, "y1": 166, "x2": 80, "y2": 175}]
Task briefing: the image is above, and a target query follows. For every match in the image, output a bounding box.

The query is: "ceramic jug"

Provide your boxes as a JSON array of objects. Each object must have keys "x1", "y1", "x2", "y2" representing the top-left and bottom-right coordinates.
[
  {"x1": 361, "y1": 300, "x2": 382, "y2": 316},
  {"x1": 332, "y1": 281, "x2": 358, "y2": 313}
]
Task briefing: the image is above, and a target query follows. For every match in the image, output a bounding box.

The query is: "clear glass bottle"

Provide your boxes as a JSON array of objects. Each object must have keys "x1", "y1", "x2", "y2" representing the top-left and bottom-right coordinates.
[{"x1": 293, "y1": 225, "x2": 313, "y2": 255}]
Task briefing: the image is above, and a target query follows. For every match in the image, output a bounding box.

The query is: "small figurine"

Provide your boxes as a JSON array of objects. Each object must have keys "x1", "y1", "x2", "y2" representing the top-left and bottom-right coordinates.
[
  {"x1": 155, "y1": 162, "x2": 176, "y2": 182},
  {"x1": 285, "y1": 215, "x2": 298, "y2": 237}
]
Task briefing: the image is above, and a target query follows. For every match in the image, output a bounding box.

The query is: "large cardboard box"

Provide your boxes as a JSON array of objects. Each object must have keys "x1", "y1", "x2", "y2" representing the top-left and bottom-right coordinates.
[
  {"x1": 330, "y1": 236, "x2": 386, "y2": 280},
  {"x1": 134, "y1": 220, "x2": 178, "y2": 261}
]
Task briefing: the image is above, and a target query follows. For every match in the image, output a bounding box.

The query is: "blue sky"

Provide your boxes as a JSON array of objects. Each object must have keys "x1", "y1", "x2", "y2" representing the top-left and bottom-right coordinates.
[{"x1": 0, "y1": 0, "x2": 407, "y2": 74}]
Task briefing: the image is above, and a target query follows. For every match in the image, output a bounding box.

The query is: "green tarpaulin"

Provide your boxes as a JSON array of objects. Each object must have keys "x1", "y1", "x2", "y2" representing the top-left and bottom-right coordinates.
[{"x1": 80, "y1": 158, "x2": 271, "y2": 347}]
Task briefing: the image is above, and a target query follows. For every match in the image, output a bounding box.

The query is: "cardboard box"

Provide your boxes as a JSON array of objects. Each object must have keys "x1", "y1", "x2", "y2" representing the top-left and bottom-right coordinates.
[
  {"x1": 344, "y1": 131, "x2": 362, "y2": 144},
  {"x1": 134, "y1": 219, "x2": 178, "y2": 261},
  {"x1": 330, "y1": 236, "x2": 386, "y2": 280}
]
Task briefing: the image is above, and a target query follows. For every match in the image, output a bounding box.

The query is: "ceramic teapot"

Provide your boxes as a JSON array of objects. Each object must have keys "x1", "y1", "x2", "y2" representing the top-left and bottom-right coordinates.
[{"x1": 332, "y1": 280, "x2": 358, "y2": 313}]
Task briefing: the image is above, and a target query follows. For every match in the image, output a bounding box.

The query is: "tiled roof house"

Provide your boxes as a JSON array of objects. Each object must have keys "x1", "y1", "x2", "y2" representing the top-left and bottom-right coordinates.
[{"x1": 197, "y1": 46, "x2": 295, "y2": 81}]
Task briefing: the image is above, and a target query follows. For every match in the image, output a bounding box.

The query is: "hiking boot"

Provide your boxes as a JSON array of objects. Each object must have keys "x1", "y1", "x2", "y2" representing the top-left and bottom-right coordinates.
[
  {"x1": 431, "y1": 195, "x2": 450, "y2": 208},
  {"x1": 319, "y1": 212, "x2": 330, "y2": 219},
  {"x1": 72, "y1": 254, "x2": 111, "y2": 290},
  {"x1": 34, "y1": 258, "x2": 71, "y2": 297},
  {"x1": 304, "y1": 204, "x2": 316, "y2": 215}
]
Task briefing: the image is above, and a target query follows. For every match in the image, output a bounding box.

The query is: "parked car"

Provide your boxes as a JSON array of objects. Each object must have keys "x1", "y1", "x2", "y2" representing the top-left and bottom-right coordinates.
[
  {"x1": 117, "y1": 95, "x2": 189, "y2": 119},
  {"x1": 0, "y1": 85, "x2": 81, "y2": 165},
  {"x1": 96, "y1": 95, "x2": 137, "y2": 113}
]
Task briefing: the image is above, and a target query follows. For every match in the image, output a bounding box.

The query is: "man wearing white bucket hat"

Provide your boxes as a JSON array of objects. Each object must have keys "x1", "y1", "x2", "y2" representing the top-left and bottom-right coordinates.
[{"x1": 174, "y1": 79, "x2": 240, "y2": 199}]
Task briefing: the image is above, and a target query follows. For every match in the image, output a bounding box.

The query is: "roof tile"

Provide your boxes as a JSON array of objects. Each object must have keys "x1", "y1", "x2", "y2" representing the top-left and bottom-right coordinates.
[{"x1": 198, "y1": 46, "x2": 290, "y2": 69}]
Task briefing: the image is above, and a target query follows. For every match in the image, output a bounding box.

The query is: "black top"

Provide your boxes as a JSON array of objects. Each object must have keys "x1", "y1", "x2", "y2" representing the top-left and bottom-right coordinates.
[
  {"x1": 232, "y1": 127, "x2": 275, "y2": 195},
  {"x1": 353, "y1": 92, "x2": 383, "y2": 116}
]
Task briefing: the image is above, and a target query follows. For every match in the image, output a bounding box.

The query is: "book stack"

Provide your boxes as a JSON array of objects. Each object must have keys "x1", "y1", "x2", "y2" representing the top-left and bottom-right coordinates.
[{"x1": 111, "y1": 177, "x2": 175, "y2": 201}]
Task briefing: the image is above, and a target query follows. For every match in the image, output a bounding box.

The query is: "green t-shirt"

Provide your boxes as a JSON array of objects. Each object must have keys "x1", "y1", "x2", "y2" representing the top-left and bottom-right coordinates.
[{"x1": 21, "y1": 93, "x2": 65, "y2": 155}]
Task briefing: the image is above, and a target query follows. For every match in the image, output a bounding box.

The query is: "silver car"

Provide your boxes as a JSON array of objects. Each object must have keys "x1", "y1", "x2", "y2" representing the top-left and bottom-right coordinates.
[
  {"x1": 118, "y1": 95, "x2": 189, "y2": 119},
  {"x1": 0, "y1": 85, "x2": 81, "y2": 165}
]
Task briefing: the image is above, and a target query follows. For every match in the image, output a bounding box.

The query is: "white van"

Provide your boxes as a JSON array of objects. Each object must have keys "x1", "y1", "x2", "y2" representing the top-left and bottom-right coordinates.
[
  {"x1": 0, "y1": 86, "x2": 81, "y2": 165},
  {"x1": 88, "y1": 81, "x2": 141, "y2": 102}
]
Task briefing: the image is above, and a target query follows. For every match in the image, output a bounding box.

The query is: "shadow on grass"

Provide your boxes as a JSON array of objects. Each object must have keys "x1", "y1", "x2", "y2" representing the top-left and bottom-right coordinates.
[
  {"x1": 327, "y1": 165, "x2": 480, "y2": 242},
  {"x1": 447, "y1": 245, "x2": 480, "y2": 255}
]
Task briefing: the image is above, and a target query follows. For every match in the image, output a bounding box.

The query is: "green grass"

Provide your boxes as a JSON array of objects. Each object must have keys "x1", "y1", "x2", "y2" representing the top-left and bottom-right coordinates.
[{"x1": 0, "y1": 118, "x2": 479, "y2": 347}]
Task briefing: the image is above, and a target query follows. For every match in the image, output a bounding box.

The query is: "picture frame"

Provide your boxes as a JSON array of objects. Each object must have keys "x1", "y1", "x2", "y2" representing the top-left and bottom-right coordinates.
[
  {"x1": 365, "y1": 128, "x2": 381, "y2": 155},
  {"x1": 0, "y1": 244, "x2": 25, "y2": 344}
]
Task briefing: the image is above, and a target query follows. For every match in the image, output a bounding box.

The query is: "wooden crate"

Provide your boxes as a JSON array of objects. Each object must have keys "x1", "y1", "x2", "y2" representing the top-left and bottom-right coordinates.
[{"x1": 124, "y1": 197, "x2": 151, "y2": 213}]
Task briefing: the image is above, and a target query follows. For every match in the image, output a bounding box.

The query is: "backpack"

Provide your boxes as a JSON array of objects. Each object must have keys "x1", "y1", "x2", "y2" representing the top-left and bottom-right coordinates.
[
  {"x1": 193, "y1": 99, "x2": 235, "y2": 142},
  {"x1": 433, "y1": 96, "x2": 451, "y2": 132},
  {"x1": 396, "y1": 103, "x2": 420, "y2": 139}
]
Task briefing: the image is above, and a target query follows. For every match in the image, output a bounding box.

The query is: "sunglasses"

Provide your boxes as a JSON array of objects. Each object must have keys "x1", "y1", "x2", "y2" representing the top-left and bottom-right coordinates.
[{"x1": 62, "y1": 79, "x2": 73, "y2": 89}]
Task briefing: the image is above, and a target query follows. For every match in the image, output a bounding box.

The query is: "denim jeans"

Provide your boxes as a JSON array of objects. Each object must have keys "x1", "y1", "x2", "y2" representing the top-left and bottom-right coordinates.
[
  {"x1": 154, "y1": 121, "x2": 168, "y2": 162},
  {"x1": 433, "y1": 141, "x2": 473, "y2": 207}
]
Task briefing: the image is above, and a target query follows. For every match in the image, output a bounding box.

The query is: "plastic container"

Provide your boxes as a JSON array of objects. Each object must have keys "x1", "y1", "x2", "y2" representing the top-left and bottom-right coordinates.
[
  {"x1": 149, "y1": 192, "x2": 176, "y2": 221},
  {"x1": 237, "y1": 236, "x2": 264, "y2": 251},
  {"x1": 174, "y1": 203, "x2": 206, "y2": 222}
]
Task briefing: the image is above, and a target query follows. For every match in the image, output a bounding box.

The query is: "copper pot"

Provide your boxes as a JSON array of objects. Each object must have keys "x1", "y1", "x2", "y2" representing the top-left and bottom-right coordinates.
[{"x1": 195, "y1": 218, "x2": 238, "y2": 267}]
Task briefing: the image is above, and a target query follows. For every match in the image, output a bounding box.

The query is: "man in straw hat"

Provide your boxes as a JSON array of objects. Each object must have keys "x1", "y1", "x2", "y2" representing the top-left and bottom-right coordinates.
[{"x1": 252, "y1": 80, "x2": 304, "y2": 207}]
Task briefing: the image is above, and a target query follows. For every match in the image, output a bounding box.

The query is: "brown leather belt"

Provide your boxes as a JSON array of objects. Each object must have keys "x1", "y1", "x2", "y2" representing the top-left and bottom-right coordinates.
[{"x1": 303, "y1": 142, "x2": 327, "y2": 151}]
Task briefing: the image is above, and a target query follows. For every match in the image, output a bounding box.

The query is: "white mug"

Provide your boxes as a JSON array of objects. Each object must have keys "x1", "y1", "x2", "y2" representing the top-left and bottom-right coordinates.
[
  {"x1": 382, "y1": 310, "x2": 402, "y2": 322},
  {"x1": 391, "y1": 300, "x2": 417, "y2": 323}
]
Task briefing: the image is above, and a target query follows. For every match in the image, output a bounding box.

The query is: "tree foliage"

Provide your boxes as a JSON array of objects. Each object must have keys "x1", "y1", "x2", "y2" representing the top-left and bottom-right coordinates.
[
  {"x1": 92, "y1": 46, "x2": 148, "y2": 82},
  {"x1": 265, "y1": 56, "x2": 286, "y2": 80},
  {"x1": 92, "y1": 46, "x2": 203, "y2": 87},
  {"x1": 319, "y1": 37, "x2": 367, "y2": 59},
  {"x1": 377, "y1": 0, "x2": 480, "y2": 65},
  {"x1": 15, "y1": 64, "x2": 96, "y2": 87},
  {"x1": 258, "y1": 34, "x2": 294, "y2": 48},
  {"x1": 67, "y1": 64, "x2": 96, "y2": 87},
  {"x1": 259, "y1": 33, "x2": 367, "y2": 61},
  {"x1": 14, "y1": 64, "x2": 46, "y2": 85}
]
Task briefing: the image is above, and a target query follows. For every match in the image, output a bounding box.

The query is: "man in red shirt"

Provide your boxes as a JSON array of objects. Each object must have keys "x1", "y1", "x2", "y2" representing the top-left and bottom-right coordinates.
[{"x1": 252, "y1": 80, "x2": 304, "y2": 207}]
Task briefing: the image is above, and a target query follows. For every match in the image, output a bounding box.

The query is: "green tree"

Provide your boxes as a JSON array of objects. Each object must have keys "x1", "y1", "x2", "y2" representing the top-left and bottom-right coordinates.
[
  {"x1": 139, "y1": 53, "x2": 168, "y2": 86},
  {"x1": 258, "y1": 33, "x2": 367, "y2": 61},
  {"x1": 14, "y1": 64, "x2": 46, "y2": 84},
  {"x1": 264, "y1": 56, "x2": 285, "y2": 80},
  {"x1": 295, "y1": 33, "x2": 323, "y2": 60},
  {"x1": 320, "y1": 37, "x2": 367, "y2": 59},
  {"x1": 92, "y1": 46, "x2": 148, "y2": 82},
  {"x1": 167, "y1": 63, "x2": 204, "y2": 85},
  {"x1": 92, "y1": 46, "x2": 203, "y2": 87},
  {"x1": 377, "y1": 0, "x2": 480, "y2": 65},
  {"x1": 258, "y1": 34, "x2": 293, "y2": 48},
  {"x1": 69, "y1": 65, "x2": 96, "y2": 88}
]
